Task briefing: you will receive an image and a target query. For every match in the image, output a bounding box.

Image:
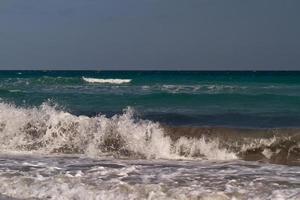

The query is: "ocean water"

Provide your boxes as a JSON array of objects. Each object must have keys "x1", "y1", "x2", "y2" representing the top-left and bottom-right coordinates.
[
  {"x1": 0, "y1": 70, "x2": 299, "y2": 199},
  {"x1": 1, "y1": 71, "x2": 300, "y2": 127}
]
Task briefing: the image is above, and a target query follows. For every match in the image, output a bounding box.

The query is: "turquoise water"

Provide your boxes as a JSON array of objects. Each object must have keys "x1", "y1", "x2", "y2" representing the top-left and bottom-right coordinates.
[
  {"x1": 0, "y1": 71, "x2": 300, "y2": 199},
  {"x1": 1, "y1": 70, "x2": 300, "y2": 127}
]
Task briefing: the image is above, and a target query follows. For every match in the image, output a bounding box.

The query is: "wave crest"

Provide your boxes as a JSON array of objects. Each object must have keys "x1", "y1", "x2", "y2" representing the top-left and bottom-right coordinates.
[
  {"x1": 1, "y1": 102, "x2": 299, "y2": 165},
  {"x1": 82, "y1": 77, "x2": 131, "y2": 84},
  {"x1": 0, "y1": 102, "x2": 234, "y2": 160}
]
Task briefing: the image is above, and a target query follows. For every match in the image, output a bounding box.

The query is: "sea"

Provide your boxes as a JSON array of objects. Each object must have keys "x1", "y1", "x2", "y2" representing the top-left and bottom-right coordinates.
[{"x1": 0, "y1": 70, "x2": 299, "y2": 199}]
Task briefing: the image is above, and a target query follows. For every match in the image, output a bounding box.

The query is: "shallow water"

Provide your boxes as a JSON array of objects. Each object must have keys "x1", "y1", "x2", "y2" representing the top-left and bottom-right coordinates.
[{"x1": 0, "y1": 154, "x2": 299, "y2": 200}]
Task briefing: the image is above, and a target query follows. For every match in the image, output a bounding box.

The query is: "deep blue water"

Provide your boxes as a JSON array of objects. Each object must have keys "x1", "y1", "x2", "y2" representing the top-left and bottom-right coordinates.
[{"x1": 1, "y1": 70, "x2": 300, "y2": 128}]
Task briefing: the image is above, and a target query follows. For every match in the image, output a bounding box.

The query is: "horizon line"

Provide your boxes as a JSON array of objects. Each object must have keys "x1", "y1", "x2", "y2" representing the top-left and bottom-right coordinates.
[{"x1": 0, "y1": 69, "x2": 299, "y2": 72}]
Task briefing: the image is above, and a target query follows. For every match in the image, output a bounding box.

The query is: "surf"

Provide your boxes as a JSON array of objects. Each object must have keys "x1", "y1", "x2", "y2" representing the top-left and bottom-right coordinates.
[
  {"x1": 0, "y1": 102, "x2": 300, "y2": 165},
  {"x1": 0, "y1": 102, "x2": 236, "y2": 160}
]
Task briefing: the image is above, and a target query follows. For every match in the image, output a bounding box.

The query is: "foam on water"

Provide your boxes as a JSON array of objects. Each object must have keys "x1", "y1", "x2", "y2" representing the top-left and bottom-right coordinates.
[
  {"x1": 0, "y1": 102, "x2": 236, "y2": 161},
  {"x1": 1, "y1": 102, "x2": 300, "y2": 165},
  {"x1": 82, "y1": 77, "x2": 132, "y2": 84},
  {"x1": 0, "y1": 155, "x2": 299, "y2": 200}
]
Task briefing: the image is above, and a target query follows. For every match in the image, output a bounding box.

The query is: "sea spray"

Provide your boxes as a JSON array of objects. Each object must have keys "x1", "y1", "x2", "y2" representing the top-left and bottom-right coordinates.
[
  {"x1": 0, "y1": 102, "x2": 236, "y2": 160},
  {"x1": 1, "y1": 101, "x2": 300, "y2": 164}
]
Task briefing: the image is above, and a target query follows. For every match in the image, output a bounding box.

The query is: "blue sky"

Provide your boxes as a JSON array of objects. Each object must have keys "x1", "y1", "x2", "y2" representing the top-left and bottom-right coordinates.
[{"x1": 0, "y1": 0, "x2": 300, "y2": 70}]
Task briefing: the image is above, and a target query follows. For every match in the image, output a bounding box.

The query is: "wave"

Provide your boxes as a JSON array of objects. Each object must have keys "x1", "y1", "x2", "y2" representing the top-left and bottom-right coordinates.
[
  {"x1": 165, "y1": 126, "x2": 300, "y2": 165},
  {"x1": 0, "y1": 102, "x2": 235, "y2": 160},
  {"x1": 0, "y1": 102, "x2": 299, "y2": 165},
  {"x1": 160, "y1": 84, "x2": 247, "y2": 94},
  {"x1": 159, "y1": 84, "x2": 300, "y2": 95},
  {"x1": 8, "y1": 89, "x2": 21, "y2": 93},
  {"x1": 82, "y1": 77, "x2": 132, "y2": 84}
]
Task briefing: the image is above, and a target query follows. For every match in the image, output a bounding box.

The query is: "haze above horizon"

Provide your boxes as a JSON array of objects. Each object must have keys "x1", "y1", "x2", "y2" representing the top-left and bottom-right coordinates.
[{"x1": 0, "y1": 0, "x2": 299, "y2": 70}]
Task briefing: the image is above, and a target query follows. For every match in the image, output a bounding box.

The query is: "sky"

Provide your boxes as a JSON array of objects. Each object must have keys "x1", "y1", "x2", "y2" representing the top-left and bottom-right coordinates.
[{"x1": 0, "y1": 0, "x2": 299, "y2": 70}]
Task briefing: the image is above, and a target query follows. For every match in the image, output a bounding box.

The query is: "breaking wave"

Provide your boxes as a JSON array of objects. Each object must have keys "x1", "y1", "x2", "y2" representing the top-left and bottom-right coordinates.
[
  {"x1": 82, "y1": 77, "x2": 132, "y2": 84},
  {"x1": 0, "y1": 102, "x2": 300, "y2": 164},
  {"x1": 0, "y1": 102, "x2": 235, "y2": 160}
]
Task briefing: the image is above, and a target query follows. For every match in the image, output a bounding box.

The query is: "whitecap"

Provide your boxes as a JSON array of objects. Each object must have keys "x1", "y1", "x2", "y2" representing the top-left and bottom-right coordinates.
[
  {"x1": 82, "y1": 77, "x2": 131, "y2": 84},
  {"x1": 0, "y1": 102, "x2": 236, "y2": 161}
]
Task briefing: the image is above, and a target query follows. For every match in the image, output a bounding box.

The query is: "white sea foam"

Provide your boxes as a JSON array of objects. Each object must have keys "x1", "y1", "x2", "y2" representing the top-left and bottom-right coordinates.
[
  {"x1": 8, "y1": 89, "x2": 21, "y2": 93},
  {"x1": 82, "y1": 77, "x2": 132, "y2": 84},
  {"x1": 0, "y1": 102, "x2": 236, "y2": 161},
  {"x1": 160, "y1": 84, "x2": 247, "y2": 94},
  {"x1": 0, "y1": 155, "x2": 298, "y2": 200}
]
